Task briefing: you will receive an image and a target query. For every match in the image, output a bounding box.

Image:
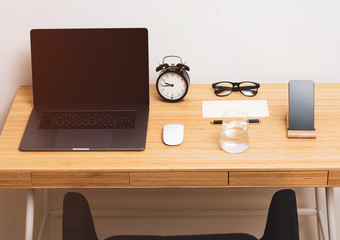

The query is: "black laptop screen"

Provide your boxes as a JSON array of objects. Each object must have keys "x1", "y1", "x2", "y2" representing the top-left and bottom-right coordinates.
[{"x1": 30, "y1": 28, "x2": 149, "y2": 108}]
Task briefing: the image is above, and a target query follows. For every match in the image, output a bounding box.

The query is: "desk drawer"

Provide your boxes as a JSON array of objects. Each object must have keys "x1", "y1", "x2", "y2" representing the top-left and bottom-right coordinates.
[
  {"x1": 0, "y1": 172, "x2": 31, "y2": 188},
  {"x1": 130, "y1": 172, "x2": 228, "y2": 187},
  {"x1": 32, "y1": 172, "x2": 129, "y2": 188},
  {"x1": 229, "y1": 171, "x2": 328, "y2": 187}
]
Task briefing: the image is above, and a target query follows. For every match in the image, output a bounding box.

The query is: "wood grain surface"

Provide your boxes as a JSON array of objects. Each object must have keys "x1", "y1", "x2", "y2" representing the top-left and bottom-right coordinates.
[
  {"x1": 31, "y1": 172, "x2": 129, "y2": 188},
  {"x1": 229, "y1": 171, "x2": 328, "y2": 187},
  {"x1": 130, "y1": 172, "x2": 228, "y2": 187},
  {"x1": 0, "y1": 84, "x2": 340, "y2": 188},
  {"x1": 328, "y1": 171, "x2": 340, "y2": 186},
  {"x1": 0, "y1": 171, "x2": 32, "y2": 188}
]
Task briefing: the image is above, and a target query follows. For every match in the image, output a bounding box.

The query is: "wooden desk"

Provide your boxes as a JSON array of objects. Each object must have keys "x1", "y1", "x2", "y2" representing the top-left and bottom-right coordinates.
[
  {"x1": 1, "y1": 84, "x2": 340, "y2": 188},
  {"x1": 0, "y1": 84, "x2": 339, "y2": 240}
]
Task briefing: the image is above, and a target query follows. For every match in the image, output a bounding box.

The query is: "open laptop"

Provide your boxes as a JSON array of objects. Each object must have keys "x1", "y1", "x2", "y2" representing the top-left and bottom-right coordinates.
[{"x1": 19, "y1": 28, "x2": 149, "y2": 151}]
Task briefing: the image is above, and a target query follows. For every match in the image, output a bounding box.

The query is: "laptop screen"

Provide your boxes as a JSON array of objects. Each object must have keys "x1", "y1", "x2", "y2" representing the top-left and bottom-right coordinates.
[{"x1": 30, "y1": 28, "x2": 149, "y2": 108}]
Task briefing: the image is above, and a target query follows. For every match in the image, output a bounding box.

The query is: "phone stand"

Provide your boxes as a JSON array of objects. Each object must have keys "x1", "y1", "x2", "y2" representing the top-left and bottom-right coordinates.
[
  {"x1": 287, "y1": 80, "x2": 316, "y2": 139},
  {"x1": 286, "y1": 113, "x2": 317, "y2": 139}
]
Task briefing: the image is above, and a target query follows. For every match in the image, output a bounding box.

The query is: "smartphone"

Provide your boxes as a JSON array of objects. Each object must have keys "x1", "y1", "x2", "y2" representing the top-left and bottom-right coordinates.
[{"x1": 288, "y1": 80, "x2": 315, "y2": 130}]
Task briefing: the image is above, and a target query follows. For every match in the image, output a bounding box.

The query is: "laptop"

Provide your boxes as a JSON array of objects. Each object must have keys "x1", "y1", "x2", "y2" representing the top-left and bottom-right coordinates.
[{"x1": 19, "y1": 28, "x2": 149, "y2": 151}]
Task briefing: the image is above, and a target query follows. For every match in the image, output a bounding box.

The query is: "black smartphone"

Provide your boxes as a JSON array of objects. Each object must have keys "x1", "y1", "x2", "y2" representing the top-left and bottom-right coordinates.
[{"x1": 288, "y1": 80, "x2": 315, "y2": 130}]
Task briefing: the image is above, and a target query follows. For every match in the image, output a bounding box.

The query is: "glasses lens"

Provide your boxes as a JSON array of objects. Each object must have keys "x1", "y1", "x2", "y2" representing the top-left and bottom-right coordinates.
[
  {"x1": 214, "y1": 82, "x2": 233, "y2": 96},
  {"x1": 239, "y1": 82, "x2": 258, "y2": 96}
]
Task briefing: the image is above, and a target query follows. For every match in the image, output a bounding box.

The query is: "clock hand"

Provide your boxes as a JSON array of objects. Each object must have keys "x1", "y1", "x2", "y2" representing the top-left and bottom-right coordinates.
[{"x1": 162, "y1": 82, "x2": 174, "y2": 87}]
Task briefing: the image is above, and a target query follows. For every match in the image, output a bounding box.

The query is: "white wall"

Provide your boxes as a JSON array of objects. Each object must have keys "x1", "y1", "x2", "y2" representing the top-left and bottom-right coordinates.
[{"x1": 0, "y1": 0, "x2": 339, "y2": 239}]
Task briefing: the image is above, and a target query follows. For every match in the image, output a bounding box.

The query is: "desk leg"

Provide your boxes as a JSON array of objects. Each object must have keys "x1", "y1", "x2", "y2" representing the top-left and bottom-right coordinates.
[
  {"x1": 25, "y1": 189, "x2": 35, "y2": 240},
  {"x1": 316, "y1": 188, "x2": 328, "y2": 240},
  {"x1": 326, "y1": 187, "x2": 337, "y2": 240},
  {"x1": 37, "y1": 189, "x2": 50, "y2": 240}
]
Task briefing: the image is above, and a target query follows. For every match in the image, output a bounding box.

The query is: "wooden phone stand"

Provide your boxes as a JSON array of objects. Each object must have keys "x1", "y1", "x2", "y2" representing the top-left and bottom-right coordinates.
[{"x1": 286, "y1": 113, "x2": 316, "y2": 139}]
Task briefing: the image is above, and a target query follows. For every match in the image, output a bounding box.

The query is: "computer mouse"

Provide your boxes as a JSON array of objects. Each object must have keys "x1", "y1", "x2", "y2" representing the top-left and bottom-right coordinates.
[{"x1": 163, "y1": 124, "x2": 184, "y2": 146}]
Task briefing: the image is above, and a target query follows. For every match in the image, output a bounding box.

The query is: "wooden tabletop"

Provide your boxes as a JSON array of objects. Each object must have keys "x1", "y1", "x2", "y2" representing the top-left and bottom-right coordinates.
[{"x1": 1, "y1": 84, "x2": 340, "y2": 188}]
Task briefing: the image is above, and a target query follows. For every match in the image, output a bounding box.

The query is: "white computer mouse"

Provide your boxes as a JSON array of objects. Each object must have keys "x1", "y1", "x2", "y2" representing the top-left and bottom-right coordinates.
[{"x1": 163, "y1": 124, "x2": 184, "y2": 146}]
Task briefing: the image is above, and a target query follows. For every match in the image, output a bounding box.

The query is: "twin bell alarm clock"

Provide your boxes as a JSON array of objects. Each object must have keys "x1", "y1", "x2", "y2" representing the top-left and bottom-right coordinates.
[{"x1": 156, "y1": 56, "x2": 190, "y2": 102}]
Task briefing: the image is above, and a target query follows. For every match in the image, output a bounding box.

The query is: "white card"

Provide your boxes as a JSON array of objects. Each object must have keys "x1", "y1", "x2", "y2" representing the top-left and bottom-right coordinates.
[{"x1": 202, "y1": 100, "x2": 270, "y2": 118}]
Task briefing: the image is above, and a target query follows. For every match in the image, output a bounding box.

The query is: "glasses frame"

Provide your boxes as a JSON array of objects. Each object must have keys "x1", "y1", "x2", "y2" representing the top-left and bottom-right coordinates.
[{"x1": 212, "y1": 81, "x2": 260, "y2": 97}]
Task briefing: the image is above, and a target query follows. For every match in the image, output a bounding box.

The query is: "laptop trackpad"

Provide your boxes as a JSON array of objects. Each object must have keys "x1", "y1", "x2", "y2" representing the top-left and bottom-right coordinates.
[{"x1": 54, "y1": 130, "x2": 113, "y2": 149}]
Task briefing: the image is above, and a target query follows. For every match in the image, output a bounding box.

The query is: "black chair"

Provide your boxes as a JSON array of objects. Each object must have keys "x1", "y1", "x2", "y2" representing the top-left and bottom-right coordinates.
[{"x1": 63, "y1": 189, "x2": 299, "y2": 240}]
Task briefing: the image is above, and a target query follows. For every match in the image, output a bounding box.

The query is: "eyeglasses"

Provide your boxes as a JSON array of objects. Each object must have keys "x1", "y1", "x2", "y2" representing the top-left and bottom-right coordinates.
[{"x1": 212, "y1": 81, "x2": 260, "y2": 97}]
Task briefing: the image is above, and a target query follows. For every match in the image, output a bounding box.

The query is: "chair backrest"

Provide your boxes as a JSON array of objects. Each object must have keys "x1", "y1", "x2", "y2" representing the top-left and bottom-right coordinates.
[
  {"x1": 261, "y1": 189, "x2": 299, "y2": 240},
  {"x1": 63, "y1": 192, "x2": 98, "y2": 240}
]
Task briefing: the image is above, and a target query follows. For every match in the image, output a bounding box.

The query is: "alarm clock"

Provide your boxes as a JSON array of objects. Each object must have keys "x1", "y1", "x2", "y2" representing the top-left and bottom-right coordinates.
[{"x1": 156, "y1": 56, "x2": 190, "y2": 102}]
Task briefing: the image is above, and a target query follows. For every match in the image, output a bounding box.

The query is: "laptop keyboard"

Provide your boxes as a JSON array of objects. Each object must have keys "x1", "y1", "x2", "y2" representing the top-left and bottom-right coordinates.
[{"x1": 39, "y1": 111, "x2": 136, "y2": 129}]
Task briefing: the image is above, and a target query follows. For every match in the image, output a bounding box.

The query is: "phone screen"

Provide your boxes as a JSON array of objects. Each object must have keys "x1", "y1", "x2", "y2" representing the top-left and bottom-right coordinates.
[{"x1": 288, "y1": 80, "x2": 315, "y2": 130}]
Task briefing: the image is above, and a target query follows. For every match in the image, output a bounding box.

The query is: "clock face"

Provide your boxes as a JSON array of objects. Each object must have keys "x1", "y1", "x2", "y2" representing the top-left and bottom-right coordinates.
[{"x1": 157, "y1": 72, "x2": 188, "y2": 101}]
